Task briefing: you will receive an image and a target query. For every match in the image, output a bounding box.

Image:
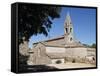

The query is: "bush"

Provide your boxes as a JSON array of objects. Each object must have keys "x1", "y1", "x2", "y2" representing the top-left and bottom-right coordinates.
[
  {"x1": 56, "y1": 60, "x2": 62, "y2": 64},
  {"x1": 72, "y1": 59, "x2": 75, "y2": 63}
]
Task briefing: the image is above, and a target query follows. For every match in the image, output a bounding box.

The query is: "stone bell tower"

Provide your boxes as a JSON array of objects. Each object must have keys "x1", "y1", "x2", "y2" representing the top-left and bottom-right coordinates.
[{"x1": 64, "y1": 12, "x2": 74, "y2": 45}]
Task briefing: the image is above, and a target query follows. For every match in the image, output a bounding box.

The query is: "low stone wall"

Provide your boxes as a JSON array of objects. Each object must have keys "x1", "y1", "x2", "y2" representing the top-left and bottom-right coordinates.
[{"x1": 65, "y1": 57, "x2": 96, "y2": 64}]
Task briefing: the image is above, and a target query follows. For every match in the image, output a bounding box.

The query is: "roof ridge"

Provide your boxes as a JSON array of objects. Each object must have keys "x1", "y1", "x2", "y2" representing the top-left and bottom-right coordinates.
[{"x1": 33, "y1": 35, "x2": 64, "y2": 44}]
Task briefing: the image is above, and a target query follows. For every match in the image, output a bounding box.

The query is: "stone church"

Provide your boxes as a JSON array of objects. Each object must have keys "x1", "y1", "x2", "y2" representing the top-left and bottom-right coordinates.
[{"x1": 19, "y1": 13, "x2": 96, "y2": 65}]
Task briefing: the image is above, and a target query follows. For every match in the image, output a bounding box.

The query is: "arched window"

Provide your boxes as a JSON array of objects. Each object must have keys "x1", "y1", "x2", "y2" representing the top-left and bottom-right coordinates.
[
  {"x1": 66, "y1": 28, "x2": 68, "y2": 33},
  {"x1": 70, "y1": 37, "x2": 72, "y2": 41},
  {"x1": 70, "y1": 28, "x2": 72, "y2": 32}
]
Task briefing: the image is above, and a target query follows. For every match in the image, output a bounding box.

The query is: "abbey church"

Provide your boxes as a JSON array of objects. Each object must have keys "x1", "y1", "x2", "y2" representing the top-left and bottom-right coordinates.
[{"x1": 19, "y1": 13, "x2": 96, "y2": 65}]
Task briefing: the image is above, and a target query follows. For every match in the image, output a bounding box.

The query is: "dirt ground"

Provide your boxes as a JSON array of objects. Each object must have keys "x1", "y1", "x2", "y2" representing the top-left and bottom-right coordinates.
[{"x1": 46, "y1": 62, "x2": 96, "y2": 69}]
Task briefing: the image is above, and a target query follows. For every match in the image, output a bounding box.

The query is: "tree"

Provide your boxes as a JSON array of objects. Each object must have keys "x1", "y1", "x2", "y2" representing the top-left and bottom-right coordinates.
[
  {"x1": 83, "y1": 44, "x2": 90, "y2": 47},
  {"x1": 91, "y1": 43, "x2": 96, "y2": 48},
  {"x1": 56, "y1": 60, "x2": 62, "y2": 64},
  {"x1": 18, "y1": 4, "x2": 62, "y2": 44},
  {"x1": 83, "y1": 43, "x2": 96, "y2": 48},
  {"x1": 18, "y1": 4, "x2": 62, "y2": 66}
]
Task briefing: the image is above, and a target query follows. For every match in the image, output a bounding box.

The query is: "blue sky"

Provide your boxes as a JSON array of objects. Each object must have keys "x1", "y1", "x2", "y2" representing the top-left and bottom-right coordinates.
[{"x1": 29, "y1": 7, "x2": 96, "y2": 48}]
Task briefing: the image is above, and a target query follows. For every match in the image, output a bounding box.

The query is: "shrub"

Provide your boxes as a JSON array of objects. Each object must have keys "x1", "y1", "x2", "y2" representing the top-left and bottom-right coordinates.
[
  {"x1": 72, "y1": 59, "x2": 75, "y2": 63},
  {"x1": 56, "y1": 60, "x2": 62, "y2": 64}
]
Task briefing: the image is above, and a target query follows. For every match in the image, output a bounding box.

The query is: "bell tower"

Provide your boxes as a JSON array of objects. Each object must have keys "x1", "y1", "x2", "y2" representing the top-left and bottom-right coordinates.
[{"x1": 64, "y1": 12, "x2": 74, "y2": 45}]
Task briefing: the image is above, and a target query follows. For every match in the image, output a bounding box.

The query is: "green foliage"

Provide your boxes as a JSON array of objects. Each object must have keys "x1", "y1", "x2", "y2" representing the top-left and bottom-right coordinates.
[
  {"x1": 18, "y1": 4, "x2": 62, "y2": 44},
  {"x1": 83, "y1": 43, "x2": 96, "y2": 48},
  {"x1": 19, "y1": 53, "x2": 29, "y2": 65},
  {"x1": 90, "y1": 43, "x2": 96, "y2": 48},
  {"x1": 72, "y1": 59, "x2": 75, "y2": 63},
  {"x1": 83, "y1": 44, "x2": 90, "y2": 47},
  {"x1": 56, "y1": 60, "x2": 62, "y2": 64},
  {"x1": 18, "y1": 4, "x2": 62, "y2": 66}
]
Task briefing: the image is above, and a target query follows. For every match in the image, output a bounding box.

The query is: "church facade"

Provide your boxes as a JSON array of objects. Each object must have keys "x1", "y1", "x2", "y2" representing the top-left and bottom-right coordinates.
[{"x1": 21, "y1": 13, "x2": 96, "y2": 65}]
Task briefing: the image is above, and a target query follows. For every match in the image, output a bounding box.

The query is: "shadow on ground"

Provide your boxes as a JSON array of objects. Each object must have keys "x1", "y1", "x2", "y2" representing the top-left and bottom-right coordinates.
[{"x1": 18, "y1": 65, "x2": 58, "y2": 73}]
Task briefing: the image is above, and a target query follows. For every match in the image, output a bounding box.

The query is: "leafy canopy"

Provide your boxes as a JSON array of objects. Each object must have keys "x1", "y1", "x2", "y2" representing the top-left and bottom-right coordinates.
[{"x1": 18, "y1": 4, "x2": 62, "y2": 44}]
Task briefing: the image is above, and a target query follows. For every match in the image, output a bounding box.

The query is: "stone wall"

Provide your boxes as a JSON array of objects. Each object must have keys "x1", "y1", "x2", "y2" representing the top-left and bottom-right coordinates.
[
  {"x1": 51, "y1": 59, "x2": 65, "y2": 64},
  {"x1": 19, "y1": 41, "x2": 29, "y2": 56},
  {"x1": 65, "y1": 47, "x2": 87, "y2": 58},
  {"x1": 27, "y1": 43, "x2": 51, "y2": 65},
  {"x1": 46, "y1": 47, "x2": 87, "y2": 58},
  {"x1": 46, "y1": 47, "x2": 66, "y2": 53},
  {"x1": 28, "y1": 43, "x2": 96, "y2": 65}
]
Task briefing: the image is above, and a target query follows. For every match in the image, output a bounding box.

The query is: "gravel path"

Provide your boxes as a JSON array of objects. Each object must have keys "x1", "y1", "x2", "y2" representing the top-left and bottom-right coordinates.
[{"x1": 47, "y1": 62, "x2": 96, "y2": 69}]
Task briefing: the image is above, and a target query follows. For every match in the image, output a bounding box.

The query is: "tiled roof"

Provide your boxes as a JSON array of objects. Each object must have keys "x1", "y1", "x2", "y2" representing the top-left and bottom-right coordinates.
[
  {"x1": 33, "y1": 35, "x2": 64, "y2": 44},
  {"x1": 33, "y1": 35, "x2": 85, "y2": 48}
]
